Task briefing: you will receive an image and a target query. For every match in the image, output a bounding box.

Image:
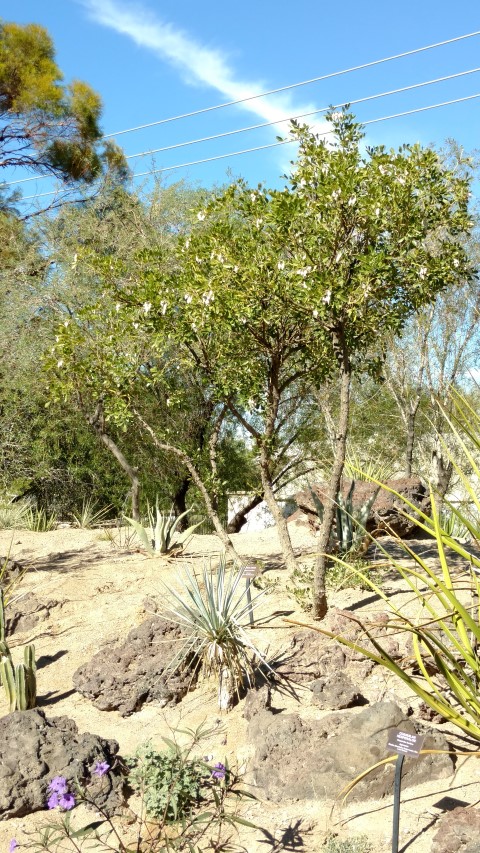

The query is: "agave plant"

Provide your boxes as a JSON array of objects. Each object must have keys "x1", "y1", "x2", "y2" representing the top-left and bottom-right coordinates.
[
  {"x1": 162, "y1": 555, "x2": 270, "y2": 710},
  {"x1": 71, "y1": 499, "x2": 113, "y2": 529},
  {"x1": 125, "y1": 501, "x2": 203, "y2": 556},
  {"x1": 307, "y1": 482, "x2": 379, "y2": 555}
]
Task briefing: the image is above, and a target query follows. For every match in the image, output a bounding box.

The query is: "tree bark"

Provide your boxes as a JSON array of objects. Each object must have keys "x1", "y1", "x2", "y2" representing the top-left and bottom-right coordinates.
[
  {"x1": 227, "y1": 493, "x2": 263, "y2": 533},
  {"x1": 259, "y1": 443, "x2": 298, "y2": 574},
  {"x1": 133, "y1": 409, "x2": 238, "y2": 562},
  {"x1": 313, "y1": 364, "x2": 351, "y2": 619},
  {"x1": 405, "y1": 403, "x2": 419, "y2": 477},
  {"x1": 172, "y1": 477, "x2": 190, "y2": 529},
  {"x1": 431, "y1": 438, "x2": 454, "y2": 516},
  {"x1": 87, "y1": 402, "x2": 140, "y2": 520}
]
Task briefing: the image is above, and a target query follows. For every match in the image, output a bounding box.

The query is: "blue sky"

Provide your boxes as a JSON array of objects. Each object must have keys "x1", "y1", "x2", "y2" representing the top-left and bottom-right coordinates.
[{"x1": 7, "y1": 0, "x2": 480, "y2": 206}]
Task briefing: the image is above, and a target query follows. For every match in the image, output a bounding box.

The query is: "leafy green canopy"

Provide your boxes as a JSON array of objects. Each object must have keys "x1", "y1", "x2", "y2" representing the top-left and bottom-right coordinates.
[
  {"x1": 50, "y1": 111, "x2": 474, "y2": 448},
  {"x1": 0, "y1": 21, "x2": 126, "y2": 184}
]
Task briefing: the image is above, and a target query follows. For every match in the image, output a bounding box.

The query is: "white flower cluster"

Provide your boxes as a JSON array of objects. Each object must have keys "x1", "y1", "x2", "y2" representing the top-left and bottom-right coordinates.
[
  {"x1": 296, "y1": 266, "x2": 312, "y2": 278},
  {"x1": 322, "y1": 289, "x2": 332, "y2": 305},
  {"x1": 143, "y1": 301, "x2": 152, "y2": 314},
  {"x1": 418, "y1": 267, "x2": 428, "y2": 280},
  {"x1": 202, "y1": 290, "x2": 214, "y2": 306}
]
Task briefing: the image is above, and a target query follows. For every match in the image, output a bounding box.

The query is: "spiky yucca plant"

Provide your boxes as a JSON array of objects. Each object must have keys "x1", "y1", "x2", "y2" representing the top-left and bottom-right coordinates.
[{"x1": 162, "y1": 556, "x2": 269, "y2": 710}]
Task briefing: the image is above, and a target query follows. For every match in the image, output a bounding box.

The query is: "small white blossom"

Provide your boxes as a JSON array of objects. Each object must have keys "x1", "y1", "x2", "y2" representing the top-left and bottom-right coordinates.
[
  {"x1": 296, "y1": 266, "x2": 312, "y2": 278},
  {"x1": 57, "y1": 359, "x2": 64, "y2": 369},
  {"x1": 419, "y1": 266, "x2": 428, "y2": 280},
  {"x1": 250, "y1": 193, "x2": 257, "y2": 202},
  {"x1": 334, "y1": 250, "x2": 343, "y2": 263},
  {"x1": 166, "y1": 398, "x2": 171, "y2": 407},
  {"x1": 331, "y1": 111, "x2": 343, "y2": 121},
  {"x1": 132, "y1": 322, "x2": 139, "y2": 329},
  {"x1": 453, "y1": 258, "x2": 460, "y2": 268},
  {"x1": 321, "y1": 163, "x2": 329, "y2": 175},
  {"x1": 277, "y1": 260, "x2": 285, "y2": 270},
  {"x1": 195, "y1": 256, "x2": 203, "y2": 264},
  {"x1": 143, "y1": 301, "x2": 152, "y2": 314},
  {"x1": 299, "y1": 178, "x2": 307, "y2": 187},
  {"x1": 322, "y1": 289, "x2": 332, "y2": 305},
  {"x1": 375, "y1": 207, "x2": 380, "y2": 216},
  {"x1": 331, "y1": 189, "x2": 341, "y2": 201},
  {"x1": 115, "y1": 303, "x2": 121, "y2": 313},
  {"x1": 255, "y1": 218, "x2": 263, "y2": 229},
  {"x1": 197, "y1": 211, "x2": 206, "y2": 221},
  {"x1": 160, "y1": 300, "x2": 168, "y2": 315},
  {"x1": 55, "y1": 335, "x2": 60, "y2": 343},
  {"x1": 184, "y1": 294, "x2": 193, "y2": 304},
  {"x1": 233, "y1": 265, "x2": 239, "y2": 273},
  {"x1": 185, "y1": 238, "x2": 190, "y2": 249},
  {"x1": 202, "y1": 290, "x2": 214, "y2": 306},
  {"x1": 64, "y1": 320, "x2": 70, "y2": 327},
  {"x1": 397, "y1": 176, "x2": 405, "y2": 185},
  {"x1": 347, "y1": 195, "x2": 356, "y2": 206},
  {"x1": 312, "y1": 309, "x2": 319, "y2": 318}
]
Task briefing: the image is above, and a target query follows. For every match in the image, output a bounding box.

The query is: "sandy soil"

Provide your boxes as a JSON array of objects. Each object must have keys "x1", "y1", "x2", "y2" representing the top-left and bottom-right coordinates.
[{"x1": 0, "y1": 523, "x2": 479, "y2": 852}]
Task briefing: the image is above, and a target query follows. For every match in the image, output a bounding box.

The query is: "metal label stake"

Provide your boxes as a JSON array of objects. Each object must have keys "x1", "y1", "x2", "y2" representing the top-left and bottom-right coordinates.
[
  {"x1": 386, "y1": 729, "x2": 425, "y2": 853},
  {"x1": 242, "y1": 565, "x2": 257, "y2": 625}
]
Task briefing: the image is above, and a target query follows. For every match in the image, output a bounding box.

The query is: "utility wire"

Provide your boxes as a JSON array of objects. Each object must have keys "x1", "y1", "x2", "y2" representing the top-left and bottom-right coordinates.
[
  {"x1": 19, "y1": 91, "x2": 480, "y2": 202},
  {"x1": 103, "y1": 29, "x2": 480, "y2": 139},
  {"x1": 7, "y1": 64, "x2": 480, "y2": 188}
]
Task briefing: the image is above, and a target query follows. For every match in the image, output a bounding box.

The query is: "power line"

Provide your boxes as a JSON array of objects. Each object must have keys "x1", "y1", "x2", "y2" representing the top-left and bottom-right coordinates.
[
  {"x1": 103, "y1": 29, "x2": 480, "y2": 140},
  {"x1": 6, "y1": 64, "x2": 480, "y2": 188},
  {"x1": 19, "y1": 91, "x2": 480, "y2": 203}
]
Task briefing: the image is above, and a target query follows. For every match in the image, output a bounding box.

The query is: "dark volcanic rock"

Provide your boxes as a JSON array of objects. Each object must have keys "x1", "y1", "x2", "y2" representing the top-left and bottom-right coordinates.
[
  {"x1": 0, "y1": 708, "x2": 126, "y2": 819},
  {"x1": 5, "y1": 592, "x2": 58, "y2": 635},
  {"x1": 294, "y1": 477, "x2": 430, "y2": 538},
  {"x1": 431, "y1": 806, "x2": 480, "y2": 853},
  {"x1": 311, "y1": 671, "x2": 366, "y2": 709},
  {"x1": 248, "y1": 701, "x2": 453, "y2": 802},
  {"x1": 73, "y1": 616, "x2": 196, "y2": 716}
]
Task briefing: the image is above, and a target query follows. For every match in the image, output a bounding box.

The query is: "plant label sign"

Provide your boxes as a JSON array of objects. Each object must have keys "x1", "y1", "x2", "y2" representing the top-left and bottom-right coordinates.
[
  {"x1": 387, "y1": 729, "x2": 425, "y2": 758},
  {"x1": 242, "y1": 565, "x2": 257, "y2": 579}
]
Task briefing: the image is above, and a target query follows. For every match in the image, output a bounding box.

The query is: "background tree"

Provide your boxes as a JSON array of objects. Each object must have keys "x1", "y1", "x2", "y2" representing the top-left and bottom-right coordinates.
[{"x1": 0, "y1": 20, "x2": 127, "y2": 212}]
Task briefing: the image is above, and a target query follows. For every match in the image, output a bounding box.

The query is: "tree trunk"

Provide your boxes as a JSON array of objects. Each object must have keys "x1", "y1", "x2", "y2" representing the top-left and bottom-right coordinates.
[
  {"x1": 86, "y1": 400, "x2": 140, "y2": 520},
  {"x1": 133, "y1": 410, "x2": 238, "y2": 562},
  {"x1": 227, "y1": 493, "x2": 264, "y2": 533},
  {"x1": 172, "y1": 477, "x2": 190, "y2": 530},
  {"x1": 431, "y1": 438, "x2": 454, "y2": 516},
  {"x1": 313, "y1": 365, "x2": 351, "y2": 619},
  {"x1": 405, "y1": 406, "x2": 418, "y2": 477},
  {"x1": 259, "y1": 443, "x2": 298, "y2": 574}
]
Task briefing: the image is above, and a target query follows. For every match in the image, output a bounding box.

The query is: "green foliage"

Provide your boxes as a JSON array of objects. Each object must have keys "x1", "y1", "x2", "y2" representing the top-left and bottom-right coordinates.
[
  {"x1": 24, "y1": 723, "x2": 257, "y2": 852},
  {"x1": 286, "y1": 556, "x2": 378, "y2": 611},
  {"x1": 323, "y1": 836, "x2": 372, "y2": 853},
  {"x1": 125, "y1": 502, "x2": 203, "y2": 556},
  {"x1": 127, "y1": 740, "x2": 208, "y2": 822},
  {"x1": 306, "y1": 482, "x2": 378, "y2": 555},
  {"x1": 335, "y1": 482, "x2": 379, "y2": 555},
  {"x1": 0, "y1": 20, "x2": 127, "y2": 189},
  {"x1": 71, "y1": 499, "x2": 113, "y2": 529},
  {"x1": 0, "y1": 498, "x2": 31, "y2": 529},
  {"x1": 163, "y1": 555, "x2": 269, "y2": 708},
  {"x1": 23, "y1": 506, "x2": 58, "y2": 532}
]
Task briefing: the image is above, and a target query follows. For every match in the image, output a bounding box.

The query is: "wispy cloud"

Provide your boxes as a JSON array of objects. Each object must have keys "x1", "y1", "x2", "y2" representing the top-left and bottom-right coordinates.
[{"x1": 81, "y1": 0, "x2": 327, "y2": 138}]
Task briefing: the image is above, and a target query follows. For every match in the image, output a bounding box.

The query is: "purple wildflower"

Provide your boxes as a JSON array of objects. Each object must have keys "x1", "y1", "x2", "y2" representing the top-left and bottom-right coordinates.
[
  {"x1": 211, "y1": 762, "x2": 226, "y2": 781},
  {"x1": 47, "y1": 776, "x2": 68, "y2": 795},
  {"x1": 58, "y1": 793, "x2": 76, "y2": 811},
  {"x1": 47, "y1": 792, "x2": 59, "y2": 810},
  {"x1": 92, "y1": 761, "x2": 110, "y2": 777},
  {"x1": 9, "y1": 840, "x2": 18, "y2": 852}
]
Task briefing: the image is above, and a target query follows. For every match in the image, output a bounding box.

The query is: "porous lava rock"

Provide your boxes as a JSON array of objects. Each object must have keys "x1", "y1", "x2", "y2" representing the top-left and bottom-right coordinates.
[
  {"x1": 275, "y1": 613, "x2": 403, "y2": 709},
  {"x1": 431, "y1": 806, "x2": 480, "y2": 853},
  {"x1": 5, "y1": 592, "x2": 58, "y2": 635},
  {"x1": 293, "y1": 477, "x2": 430, "y2": 538},
  {"x1": 73, "y1": 616, "x2": 196, "y2": 716},
  {"x1": 247, "y1": 700, "x2": 453, "y2": 802},
  {"x1": 0, "y1": 708, "x2": 126, "y2": 819}
]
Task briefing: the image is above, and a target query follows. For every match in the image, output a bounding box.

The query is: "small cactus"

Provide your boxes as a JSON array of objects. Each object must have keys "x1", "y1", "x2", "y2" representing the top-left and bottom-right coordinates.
[{"x1": 0, "y1": 590, "x2": 37, "y2": 712}]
